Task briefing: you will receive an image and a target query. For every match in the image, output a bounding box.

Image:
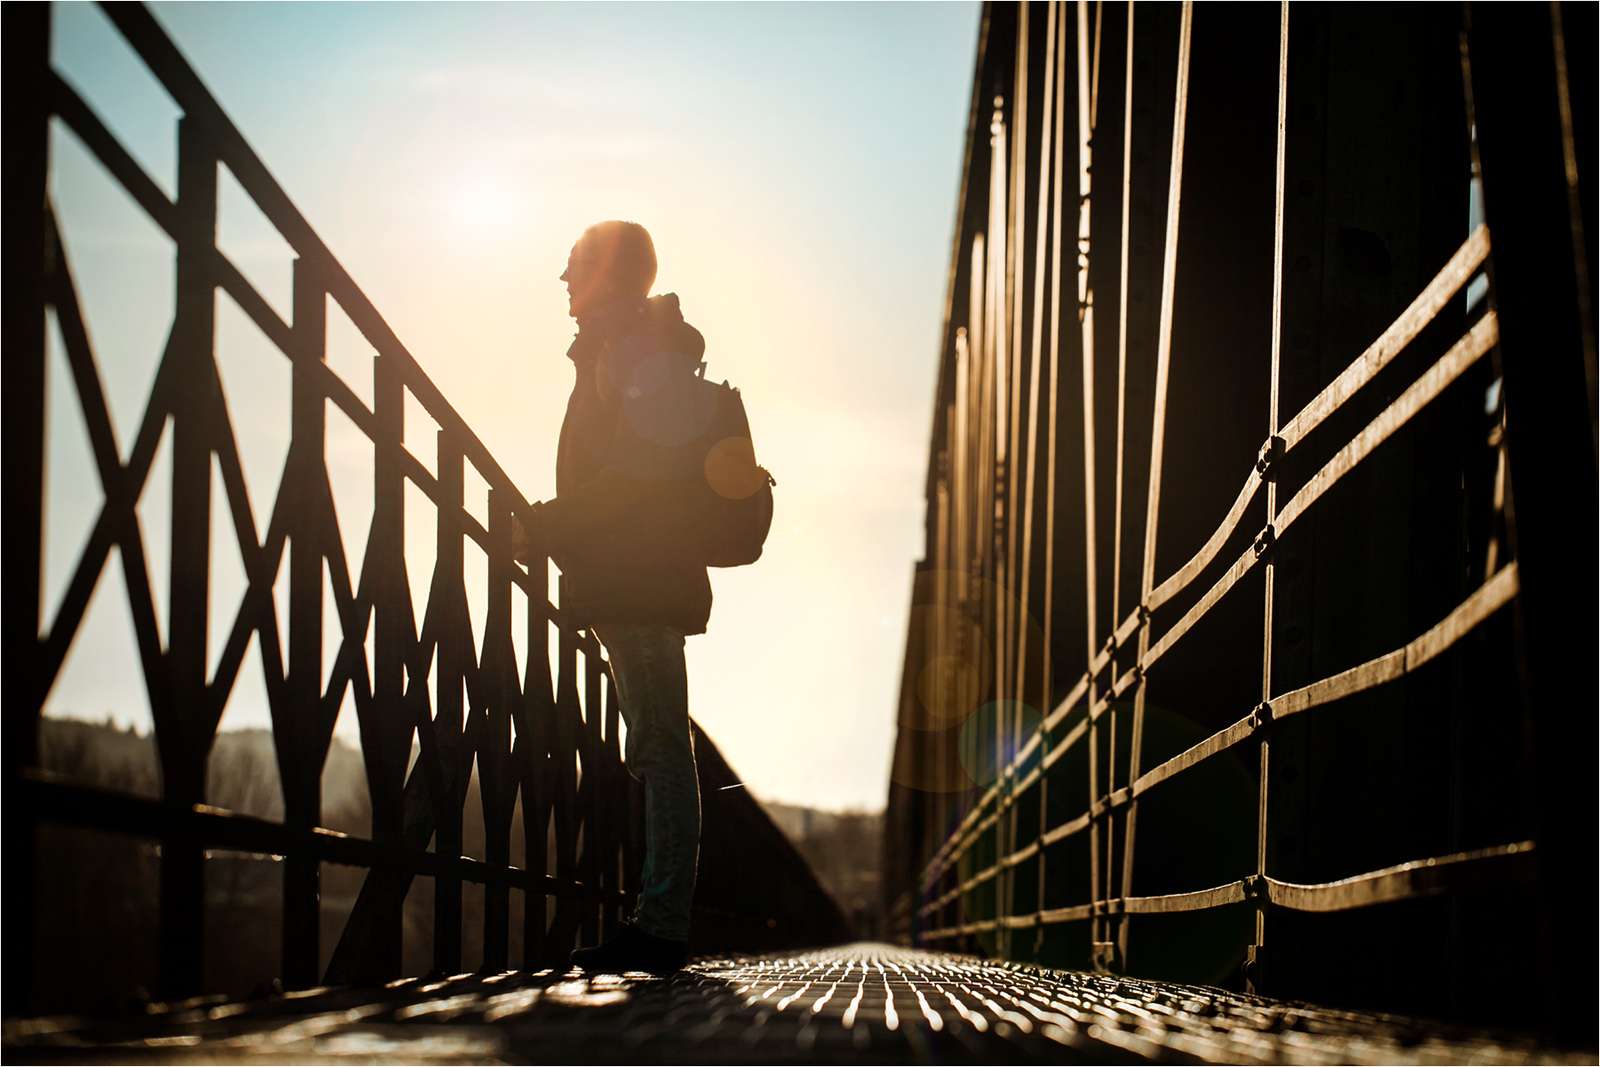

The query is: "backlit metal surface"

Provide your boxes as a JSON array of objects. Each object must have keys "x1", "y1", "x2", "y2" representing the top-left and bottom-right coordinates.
[{"x1": 5, "y1": 946, "x2": 1588, "y2": 1064}]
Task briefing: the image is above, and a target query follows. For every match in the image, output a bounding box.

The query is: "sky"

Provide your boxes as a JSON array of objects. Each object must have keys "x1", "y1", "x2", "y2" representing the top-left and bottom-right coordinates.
[{"x1": 41, "y1": 1, "x2": 979, "y2": 813}]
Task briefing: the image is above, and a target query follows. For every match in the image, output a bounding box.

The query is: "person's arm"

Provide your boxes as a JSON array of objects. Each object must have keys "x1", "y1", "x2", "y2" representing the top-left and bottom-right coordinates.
[
  {"x1": 535, "y1": 469, "x2": 678, "y2": 551},
  {"x1": 512, "y1": 510, "x2": 538, "y2": 566},
  {"x1": 535, "y1": 336, "x2": 704, "y2": 553}
]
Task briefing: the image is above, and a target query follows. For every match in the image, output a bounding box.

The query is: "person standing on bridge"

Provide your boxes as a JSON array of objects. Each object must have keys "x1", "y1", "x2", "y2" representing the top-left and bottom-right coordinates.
[{"x1": 515, "y1": 220, "x2": 709, "y2": 975}]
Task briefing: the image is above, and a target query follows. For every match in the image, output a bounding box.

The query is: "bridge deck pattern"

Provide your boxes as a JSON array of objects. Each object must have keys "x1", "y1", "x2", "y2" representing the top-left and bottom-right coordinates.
[{"x1": 5, "y1": 945, "x2": 1586, "y2": 1064}]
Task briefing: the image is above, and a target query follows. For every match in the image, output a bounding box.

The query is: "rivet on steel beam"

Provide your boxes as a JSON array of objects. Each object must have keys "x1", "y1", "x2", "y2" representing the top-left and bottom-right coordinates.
[
  {"x1": 1256, "y1": 435, "x2": 1284, "y2": 479},
  {"x1": 1252, "y1": 702, "x2": 1274, "y2": 731},
  {"x1": 1254, "y1": 524, "x2": 1276, "y2": 558}
]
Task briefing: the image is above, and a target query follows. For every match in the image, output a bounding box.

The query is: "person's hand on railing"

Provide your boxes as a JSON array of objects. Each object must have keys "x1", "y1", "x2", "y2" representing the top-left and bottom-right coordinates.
[
  {"x1": 512, "y1": 507, "x2": 541, "y2": 567},
  {"x1": 514, "y1": 501, "x2": 572, "y2": 570}
]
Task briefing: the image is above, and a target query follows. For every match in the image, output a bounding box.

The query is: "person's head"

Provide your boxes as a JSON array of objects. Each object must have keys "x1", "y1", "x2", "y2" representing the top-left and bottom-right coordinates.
[{"x1": 561, "y1": 220, "x2": 657, "y2": 321}]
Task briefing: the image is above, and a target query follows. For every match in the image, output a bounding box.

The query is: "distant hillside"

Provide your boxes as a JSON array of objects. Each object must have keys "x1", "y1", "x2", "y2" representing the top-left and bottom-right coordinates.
[
  {"x1": 761, "y1": 801, "x2": 883, "y2": 940},
  {"x1": 39, "y1": 717, "x2": 160, "y2": 799},
  {"x1": 37, "y1": 716, "x2": 370, "y2": 831}
]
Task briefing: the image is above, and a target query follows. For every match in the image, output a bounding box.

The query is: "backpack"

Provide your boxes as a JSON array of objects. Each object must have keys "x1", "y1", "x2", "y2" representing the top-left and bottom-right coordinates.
[
  {"x1": 617, "y1": 351, "x2": 775, "y2": 568},
  {"x1": 687, "y1": 364, "x2": 775, "y2": 567}
]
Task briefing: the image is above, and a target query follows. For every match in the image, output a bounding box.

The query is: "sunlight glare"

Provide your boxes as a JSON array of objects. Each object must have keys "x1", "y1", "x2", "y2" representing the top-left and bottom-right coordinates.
[{"x1": 443, "y1": 174, "x2": 522, "y2": 243}]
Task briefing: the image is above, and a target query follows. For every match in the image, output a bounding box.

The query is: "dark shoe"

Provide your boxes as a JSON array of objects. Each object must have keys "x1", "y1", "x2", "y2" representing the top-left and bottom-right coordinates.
[{"x1": 569, "y1": 922, "x2": 687, "y2": 975}]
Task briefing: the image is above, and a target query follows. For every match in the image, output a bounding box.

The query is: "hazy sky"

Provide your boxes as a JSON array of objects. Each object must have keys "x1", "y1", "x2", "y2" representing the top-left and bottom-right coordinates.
[{"x1": 42, "y1": 2, "x2": 979, "y2": 813}]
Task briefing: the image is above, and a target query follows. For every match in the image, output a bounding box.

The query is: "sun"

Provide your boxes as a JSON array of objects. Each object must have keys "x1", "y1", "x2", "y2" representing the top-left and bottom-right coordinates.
[{"x1": 442, "y1": 173, "x2": 522, "y2": 243}]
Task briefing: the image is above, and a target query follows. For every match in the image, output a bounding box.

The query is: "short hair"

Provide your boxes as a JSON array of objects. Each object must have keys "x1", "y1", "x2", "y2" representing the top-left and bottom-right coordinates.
[{"x1": 578, "y1": 220, "x2": 657, "y2": 298}]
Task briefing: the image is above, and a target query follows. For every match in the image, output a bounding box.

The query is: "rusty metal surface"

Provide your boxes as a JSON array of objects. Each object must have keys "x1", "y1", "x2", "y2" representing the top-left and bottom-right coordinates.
[{"x1": 5, "y1": 946, "x2": 1589, "y2": 1065}]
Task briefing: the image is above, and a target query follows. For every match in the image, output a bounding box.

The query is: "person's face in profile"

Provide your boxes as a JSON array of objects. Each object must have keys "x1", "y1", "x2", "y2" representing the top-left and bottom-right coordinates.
[{"x1": 561, "y1": 242, "x2": 612, "y2": 321}]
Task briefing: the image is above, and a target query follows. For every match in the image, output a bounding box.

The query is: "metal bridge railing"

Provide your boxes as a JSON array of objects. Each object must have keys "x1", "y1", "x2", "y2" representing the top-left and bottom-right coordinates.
[
  {"x1": 887, "y1": 0, "x2": 1594, "y2": 1012},
  {"x1": 912, "y1": 227, "x2": 1526, "y2": 938},
  {"x1": 6, "y1": 2, "x2": 638, "y2": 998}
]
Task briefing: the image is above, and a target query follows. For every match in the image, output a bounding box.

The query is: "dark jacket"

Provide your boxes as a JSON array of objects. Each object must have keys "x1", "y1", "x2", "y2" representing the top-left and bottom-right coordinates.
[{"x1": 538, "y1": 293, "x2": 714, "y2": 635}]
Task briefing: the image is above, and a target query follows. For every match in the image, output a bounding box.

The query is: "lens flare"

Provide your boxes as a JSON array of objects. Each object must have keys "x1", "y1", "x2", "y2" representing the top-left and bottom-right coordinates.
[
  {"x1": 891, "y1": 569, "x2": 1046, "y2": 794},
  {"x1": 958, "y1": 700, "x2": 1043, "y2": 791},
  {"x1": 705, "y1": 436, "x2": 765, "y2": 500}
]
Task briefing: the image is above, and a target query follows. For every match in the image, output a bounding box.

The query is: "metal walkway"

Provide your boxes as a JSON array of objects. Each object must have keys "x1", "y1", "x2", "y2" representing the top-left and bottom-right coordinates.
[{"x1": 6, "y1": 945, "x2": 1585, "y2": 1065}]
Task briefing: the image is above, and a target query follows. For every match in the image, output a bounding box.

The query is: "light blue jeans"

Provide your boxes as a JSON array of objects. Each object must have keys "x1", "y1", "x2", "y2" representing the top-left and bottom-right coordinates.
[{"x1": 592, "y1": 622, "x2": 700, "y2": 942}]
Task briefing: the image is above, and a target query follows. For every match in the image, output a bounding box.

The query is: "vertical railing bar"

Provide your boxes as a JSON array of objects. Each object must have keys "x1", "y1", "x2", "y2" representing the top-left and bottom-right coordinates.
[
  {"x1": 1011, "y1": 0, "x2": 1062, "y2": 959},
  {"x1": 1006, "y1": 0, "x2": 1031, "y2": 749},
  {"x1": 579, "y1": 648, "x2": 603, "y2": 950},
  {"x1": 936, "y1": 339, "x2": 954, "y2": 948},
  {"x1": 1087, "y1": 715, "x2": 1102, "y2": 943},
  {"x1": 973, "y1": 181, "x2": 990, "y2": 955},
  {"x1": 1076, "y1": 0, "x2": 1113, "y2": 952},
  {"x1": 1039, "y1": 0, "x2": 1071, "y2": 959},
  {"x1": 1119, "y1": 0, "x2": 1192, "y2": 967},
  {"x1": 947, "y1": 244, "x2": 972, "y2": 921},
  {"x1": 977, "y1": 94, "x2": 1005, "y2": 955},
  {"x1": 1111, "y1": 3, "x2": 1136, "y2": 654},
  {"x1": 160, "y1": 115, "x2": 218, "y2": 1000},
  {"x1": 480, "y1": 487, "x2": 515, "y2": 972},
  {"x1": 603, "y1": 669, "x2": 628, "y2": 939},
  {"x1": 431, "y1": 429, "x2": 465, "y2": 975},
  {"x1": 282, "y1": 257, "x2": 327, "y2": 989},
  {"x1": 954, "y1": 333, "x2": 970, "y2": 596},
  {"x1": 2, "y1": 2, "x2": 51, "y2": 1009},
  {"x1": 964, "y1": 234, "x2": 984, "y2": 930},
  {"x1": 368, "y1": 352, "x2": 408, "y2": 981},
  {"x1": 1076, "y1": 0, "x2": 1101, "y2": 963},
  {"x1": 520, "y1": 557, "x2": 551, "y2": 968},
  {"x1": 1077, "y1": 0, "x2": 1100, "y2": 670},
  {"x1": 1113, "y1": 14, "x2": 1139, "y2": 927},
  {"x1": 969, "y1": 237, "x2": 985, "y2": 595},
  {"x1": 1016, "y1": 0, "x2": 1060, "y2": 959},
  {"x1": 1107, "y1": 0, "x2": 1135, "y2": 961},
  {"x1": 545, "y1": 589, "x2": 581, "y2": 960},
  {"x1": 960, "y1": 231, "x2": 982, "y2": 953},
  {"x1": 934, "y1": 460, "x2": 947, "y2": 940},
  {"x1": 1090, "y1": 2, "x2": 1106, "y2": 123},
  {"x1": 986, "y1": 105, "x2": 1002, "y2": 651},
  {"x1": 562, "y1": 594, "x2": 582, "y2": 951},
  {"x1": 979, "y1": 103, "x2": 992, "y2": 953},
  {"x1": 953, "y1": 239, "x2": 979, "y2": 940},
  {"x1": 995, "y1": 3, "x2": 1031, "y2": 958},
  {"x1": 1250, "y1": 0, "x2": 1291, "y2": 994}
]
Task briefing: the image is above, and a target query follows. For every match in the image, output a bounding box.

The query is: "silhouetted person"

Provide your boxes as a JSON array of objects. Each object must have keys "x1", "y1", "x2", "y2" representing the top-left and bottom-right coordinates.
[{"x1": 516, "y1": 220, "x2": 708, "y2": 974}]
